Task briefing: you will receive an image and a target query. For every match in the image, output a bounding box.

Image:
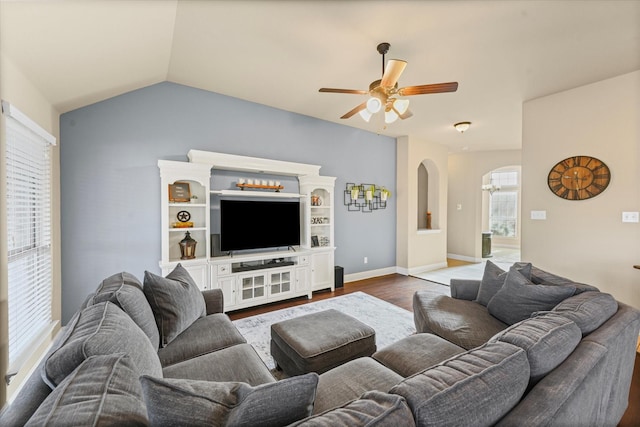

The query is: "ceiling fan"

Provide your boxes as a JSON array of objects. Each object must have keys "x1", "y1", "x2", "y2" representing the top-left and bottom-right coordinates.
[{"x1": 319, "y1": 43, "x2": 458, "y2": 124}]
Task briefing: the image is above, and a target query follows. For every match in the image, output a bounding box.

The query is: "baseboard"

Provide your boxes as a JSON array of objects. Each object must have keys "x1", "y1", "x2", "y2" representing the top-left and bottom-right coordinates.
[
  {"x1": 447, "y1": 253, "x2": 483, "y2": 263},
  {"x1": 407, "y1": 262, "x2": 448, "y2": 276},
  {"x1": 344, "y1": 267, "x2": 398, "y2": 283},
  {"x1": 345, "y1": 263, "x2": 452, "y2": 283}
]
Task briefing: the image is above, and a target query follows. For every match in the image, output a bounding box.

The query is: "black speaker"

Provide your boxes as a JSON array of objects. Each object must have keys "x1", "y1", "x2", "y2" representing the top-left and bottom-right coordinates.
[
  {"x1": 334, "y1": 266, "x2": 344, "y2": 288},
  {"x1": 211, "y1": 234, "x2": 221, "y2": 257}
]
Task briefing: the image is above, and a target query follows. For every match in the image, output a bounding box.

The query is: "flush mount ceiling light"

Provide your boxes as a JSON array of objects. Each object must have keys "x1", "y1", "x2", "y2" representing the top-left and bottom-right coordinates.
[
  {"x1": 319, "y1": 43, "x2": 459, "y2": 124},
  {"x1": 454, "y1": 121, "x2": 471, "y2": 133}
]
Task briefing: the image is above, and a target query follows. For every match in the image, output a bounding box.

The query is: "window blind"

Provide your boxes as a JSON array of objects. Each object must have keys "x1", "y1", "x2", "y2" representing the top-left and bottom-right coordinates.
[{"x1": 3, "y1": 101, "x2": 56, "y2": 382}]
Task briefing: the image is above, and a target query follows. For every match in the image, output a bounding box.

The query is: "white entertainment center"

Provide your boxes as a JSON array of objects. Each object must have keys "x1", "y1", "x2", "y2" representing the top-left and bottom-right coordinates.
[{"x1": 159, "y1": 150, "x2": 336, "y2": 312}]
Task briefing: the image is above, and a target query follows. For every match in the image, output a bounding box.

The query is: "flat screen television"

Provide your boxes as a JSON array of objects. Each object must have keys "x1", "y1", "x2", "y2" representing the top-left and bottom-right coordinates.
[{"x1": 220, "y1": 199, "x2": 301, "y2": 252}]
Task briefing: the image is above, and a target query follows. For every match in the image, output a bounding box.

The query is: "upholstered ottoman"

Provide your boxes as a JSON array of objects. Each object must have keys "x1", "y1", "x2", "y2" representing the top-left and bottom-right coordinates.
[{"x1": 270, "y1": 309, "x2": 376, "y2": 376}]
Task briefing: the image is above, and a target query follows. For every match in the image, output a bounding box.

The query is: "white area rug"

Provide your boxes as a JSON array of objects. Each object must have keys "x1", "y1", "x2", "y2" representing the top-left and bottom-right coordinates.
[{"x1": 232, "y1": 292, "x2": 416, "y2": 370}]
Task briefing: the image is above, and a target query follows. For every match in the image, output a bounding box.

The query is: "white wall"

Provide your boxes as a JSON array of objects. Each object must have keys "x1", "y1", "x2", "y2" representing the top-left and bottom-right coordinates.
[
  {"x1": 396, "y1": 135, "x2": 449, "y2": 274},
  {"x1": 522, "y1": 70, "x2": 640, "y2": 309},
  {"x1": 447, "y1": 150, "x2": 522, "y2": 261},
  {"x1": 0, "y1": 52, "x2": 61, "y2": 405}
]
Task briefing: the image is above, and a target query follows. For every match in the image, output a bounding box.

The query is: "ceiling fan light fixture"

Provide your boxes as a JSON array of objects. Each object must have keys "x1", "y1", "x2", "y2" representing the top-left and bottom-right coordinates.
[
  {"x1": 359, "y1": 108, "x2": 373, "y2": 122},
  {"x1": 393, "y1": 98, "x2": 410, "y2": 115},
  {"x1": 385, "y1": 108, "x2": 399, "y2": 124},
  {"x1": 366, "y1": 97, "x2": 382, "y2": 114},
  {"x1": 454, "y1": 121, "x2": 471, "y2": 133}
]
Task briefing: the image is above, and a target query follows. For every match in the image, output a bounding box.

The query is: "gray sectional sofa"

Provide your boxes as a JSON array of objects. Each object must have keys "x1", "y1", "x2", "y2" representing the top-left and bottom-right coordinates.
[{"x1": 1, "y1": 261, "x2": 639, "y2": 426}]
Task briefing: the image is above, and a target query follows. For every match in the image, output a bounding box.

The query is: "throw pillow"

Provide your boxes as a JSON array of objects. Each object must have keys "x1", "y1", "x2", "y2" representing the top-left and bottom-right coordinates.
[
  {"x1": 89, "y1": 271, "x2": 160, "y2": 349},
  {"x1": 530, "y1": 266, "x2": 599, "y2": 294},
  {"x1": 143, "y1": 264, "x2": 206, "y2": 347},
  {"x1": 390, "y1": 342, "x2": 530, "y2": 427},
  {"x1": 139, "y1": 373, "x2": 318, "y2": 427},
  {"x1": 487, "y1": 268, "x2": 575, "y2": 325},
  {"x1": 28, "y1": 354, "x2": 148, "y2": 426},
  {"x1": 476, "y1": 261, "x2": 532, "y2": 306},
  {"x1": 43, "y1": 302, "x2": 162, "y2": 388}
]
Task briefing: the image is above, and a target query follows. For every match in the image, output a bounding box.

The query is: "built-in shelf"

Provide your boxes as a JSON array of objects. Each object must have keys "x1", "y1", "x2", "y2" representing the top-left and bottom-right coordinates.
[
  {"x1": 169, "y1": 203, "x2": 207, "y2": 208},
  {"x1": 169, "y1": 227, "x2": 207, "y2": 232},
  {"x1": 210, "y1": 189, "x2": 304, "y2": 199}
]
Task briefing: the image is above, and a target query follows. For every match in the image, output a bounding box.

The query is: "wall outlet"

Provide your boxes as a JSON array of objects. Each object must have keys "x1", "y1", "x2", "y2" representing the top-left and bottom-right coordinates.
[
  {"x1": 622, "y1": 212, "x2": 639, "y2": 223},
  {"x1": 530, "y1": 210, "x2": 547, "y2": 220},
  {"x1": 457, "y1": 204, "x2": 462, "y2": 211},
  {"x1": 364, "y1": 257, "x2": 368, "y2": 264}
]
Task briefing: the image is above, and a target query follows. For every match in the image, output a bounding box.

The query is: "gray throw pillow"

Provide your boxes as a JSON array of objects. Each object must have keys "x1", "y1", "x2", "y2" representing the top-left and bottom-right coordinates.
[
  {"x1": 487, "y1": 268, "x2": 575, "y2": 325},
  {"x1": 89, "y1": 272, "x2": 160, "y2": 349},
  {"x1": 290, "y1": 391, "x2": 416, "y2": 426},
  {"x1": 139, "y1": 373, "x2": 318, "y2": 427},
  {"x1": 530, "y1": 266, "x2": 599, "y2": 294},
  {"x1": 390, "y1": 342, "x2": 530, "y2": 427},
  {"x1": 476, "y1": 261, "x2": 532, "y2": 306},
  {"x1": 489, "y1": 313, "x2": 581, "y2": 383},
  {"x1": 28, "y1": 354, "x2": 148, "y2": 426},
  {"x1": 143, "y1": 264, "x2": 206, "y2": 347},
  {"x1": 43, "y1": 302, "x2": 163, "y2": 388}
]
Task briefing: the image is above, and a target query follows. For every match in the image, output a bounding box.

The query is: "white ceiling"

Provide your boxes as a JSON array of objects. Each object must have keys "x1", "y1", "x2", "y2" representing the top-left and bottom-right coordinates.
[{"x1": 1, "y1": 0, "x2": 639, "y2": 152}]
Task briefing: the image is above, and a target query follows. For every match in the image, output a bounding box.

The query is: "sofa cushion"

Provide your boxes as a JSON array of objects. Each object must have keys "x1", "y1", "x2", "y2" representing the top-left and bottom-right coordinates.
[
  {"x1": 413, "y1": 290, "x2": 508, "y2": 350},
  {"x1": 143, "y1": 264, "x2": 206, "y2": 347},
  {"x1": 88, "y1": 271, "x2": 160, "y2": 349},
  {"x1": 476, "y1": 261, "x2": 532, "y2": 306},
  {"x1": 489, "y1": 313, "x2": 581, "y2": 383},
  {"x1": 487, "y1": 268, "x2": 575, "y2": 325},
  {"x1": 27, "y1": 354, "x2": 148, "y2": 426},
  {"x1": 373, "y1": 333, "x2": 465, "y2": 377},
  {"x1": 162, "y1": 343, "x2": 275, "y2": 386},
  {"x1": 530, "y1": 266, "x2": 599, "y2": 294},
  {"x1": 314, "y1": 357, "x2": 404, "y2": 415},
  {"x1": 158, "y1": 313, "x2": 246, "y2": 367},
  {"x1": 549, "y1": 291, "x2": 618, "y2": 335},
  {"x1": 139, "y1": 373, "x2": 318, "y2": 427},
  {"x1": 390, "y1": 342, "x2": 530, "y2": 427},
  {"x1": 291, "y1": 391, "x2": 416, "y2": 427},
  {"x1": 43, "y1": 302, "x2": 162, "y2": 388}
]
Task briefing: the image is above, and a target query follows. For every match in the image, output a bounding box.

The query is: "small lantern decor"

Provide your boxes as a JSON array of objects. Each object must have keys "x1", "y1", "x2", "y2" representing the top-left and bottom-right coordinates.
[{"x1": 179, "y1": 231, "x2": 197, "y2": 260}]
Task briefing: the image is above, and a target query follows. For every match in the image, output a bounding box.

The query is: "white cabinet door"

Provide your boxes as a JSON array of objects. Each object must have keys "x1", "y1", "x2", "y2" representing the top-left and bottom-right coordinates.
[
  {"x1": 268, "y1": 270, "x2": 294, "y2": 298},
  {"x1": 311, "y1": 251, "x2": 334, "y2": 291},
  {"x1": 218, "y1": 277, "x2": 236, "y2": 311},
  {"x1": 295, "y1": 266, "x2": 310, "y2": 293},
  {"x1": 237, "y1": 273, "x2": 268, "y2": 305},
  {"x1": 164, "y1": 262, "x2": 208, "y2": 291}
]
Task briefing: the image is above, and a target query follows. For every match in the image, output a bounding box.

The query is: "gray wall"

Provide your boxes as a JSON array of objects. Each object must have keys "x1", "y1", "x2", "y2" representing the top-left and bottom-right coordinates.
[{"x1": 60, "y1": 82, "x2": 396, "y2": 322}]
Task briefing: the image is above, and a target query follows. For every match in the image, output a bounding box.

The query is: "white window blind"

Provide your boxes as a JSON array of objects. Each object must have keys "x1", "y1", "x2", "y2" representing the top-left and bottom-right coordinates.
[{"x1": 3, "y1": 101, "x2": 56, "y2": 382}]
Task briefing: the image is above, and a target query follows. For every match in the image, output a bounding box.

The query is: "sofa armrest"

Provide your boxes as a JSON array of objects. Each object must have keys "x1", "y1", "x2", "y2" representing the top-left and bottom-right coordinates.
[
  {"x1": 450, "y1": 279, "x2": 481, "y2": 301},
  {"x1": 202, "y1": 288, "x2": 224, "y2": 314}
]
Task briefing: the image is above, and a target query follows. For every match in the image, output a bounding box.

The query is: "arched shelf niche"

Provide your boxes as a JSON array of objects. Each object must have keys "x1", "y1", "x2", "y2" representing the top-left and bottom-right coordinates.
[{"x1": 417, "y1": 159, "x2": 439, "y2": 230}]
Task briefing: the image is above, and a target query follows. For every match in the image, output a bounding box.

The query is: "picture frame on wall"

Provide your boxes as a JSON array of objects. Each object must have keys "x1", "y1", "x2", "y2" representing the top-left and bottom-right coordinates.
[
  {"x1": 169, "y1": 182, "x2": 191, "y2": 203},
  {"x1": 311, "y1": 235, "x2": 319, "y2": 247}
]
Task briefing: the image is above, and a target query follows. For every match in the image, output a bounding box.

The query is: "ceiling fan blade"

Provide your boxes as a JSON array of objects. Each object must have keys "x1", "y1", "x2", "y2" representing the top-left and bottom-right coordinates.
[
  {"x1": 397, "y1": 82, "x2": 458, "y2": 96},
  {"x1": 380, "y1": 59, "x2": 407, "y2": 88},
  {"x1": 341, "y1": 102, "x2": 367, "y2": 119},
  {"x1": 319, "y1": 88, "x2": 368, "y2": 95},
  {"x1": 399, "y1": 109, "x2": 413, "y2": 120}
]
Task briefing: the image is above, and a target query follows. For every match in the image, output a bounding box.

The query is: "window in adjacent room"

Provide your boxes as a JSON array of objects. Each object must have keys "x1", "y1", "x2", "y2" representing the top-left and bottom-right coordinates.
[
  {"x1": 2, "y1": 101, "x2": 56, "y2": 384},
  {"x1": 489, "y1": 171, "x2": 518, "y2": 238}
]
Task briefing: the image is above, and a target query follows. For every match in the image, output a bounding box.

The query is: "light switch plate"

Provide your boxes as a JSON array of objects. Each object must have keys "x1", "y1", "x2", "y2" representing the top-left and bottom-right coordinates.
[
  {"x1": 622, "y1": 212, "x2": 639, "y2": 223},
  {"x1": 531, "y1": 210, "x2": 546, "y2": 220}
]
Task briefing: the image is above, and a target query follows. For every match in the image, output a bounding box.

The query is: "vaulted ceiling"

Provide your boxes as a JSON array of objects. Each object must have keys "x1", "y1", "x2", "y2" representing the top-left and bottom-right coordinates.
[{"x1": 1, "y1": 1, "x2": 639, "y2": 151}]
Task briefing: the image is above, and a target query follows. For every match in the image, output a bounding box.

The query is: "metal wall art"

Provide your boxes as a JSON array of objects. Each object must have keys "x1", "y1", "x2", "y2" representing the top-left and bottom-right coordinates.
[{"x1": 344, "y1": 183, "x2": 390, "y2": 213}]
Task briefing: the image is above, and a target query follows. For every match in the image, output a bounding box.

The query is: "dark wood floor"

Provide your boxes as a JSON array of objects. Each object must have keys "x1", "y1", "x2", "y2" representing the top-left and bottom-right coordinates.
[{"x1": 227, "y1": 273, "x2": 639, "y2": 426}]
